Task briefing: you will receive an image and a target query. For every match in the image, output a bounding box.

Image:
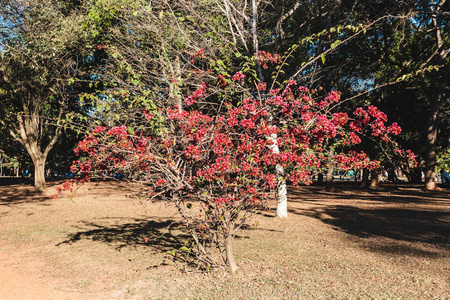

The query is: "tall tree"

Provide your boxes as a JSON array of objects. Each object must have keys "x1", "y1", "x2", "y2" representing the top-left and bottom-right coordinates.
[{"x1": 0, "y1": 0, "x2": 90, "y2": 190}]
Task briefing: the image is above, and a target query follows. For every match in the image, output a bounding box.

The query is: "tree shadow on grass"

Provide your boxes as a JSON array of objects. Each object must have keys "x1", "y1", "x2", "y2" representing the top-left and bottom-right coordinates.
[
  {"x1": 56, "y1": 218, "x2": 190, "y2": 254},
  {"x1": 0, "y1": 185, "x2": 51, "y2": 206},
  {"x1": 288, "y1": 182, "x2": 450, "y2": 205},
  {"x1": 0, "y1": 179, "x2": 72, "y2": 207},
  {"x1": 292, "y1": 205, "x2": 449, "y2": 257},
  {"x1": 287, "y1": 184, "x2": 450, "y2": 258},
  {"x1": 56, "y1": 217, "x2": 264, "y2": 271}
]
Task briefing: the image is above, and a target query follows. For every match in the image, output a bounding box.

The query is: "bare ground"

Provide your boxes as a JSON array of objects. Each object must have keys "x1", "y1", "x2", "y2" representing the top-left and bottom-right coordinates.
[{"x1": 0, "y1": 179, "x2": 448, "y2": 299}]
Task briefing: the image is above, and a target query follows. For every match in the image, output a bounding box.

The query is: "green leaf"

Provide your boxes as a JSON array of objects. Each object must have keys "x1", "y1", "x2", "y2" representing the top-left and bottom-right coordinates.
[
  {"x1": 179, "y1": 246, "x2": 191, "y2": 252},
  {"x1": 330, "y1": 40, "x2": 341, "y2": 50},
  {"x1": 321, "y1": 53, "x2": 326, "y2": 64}
]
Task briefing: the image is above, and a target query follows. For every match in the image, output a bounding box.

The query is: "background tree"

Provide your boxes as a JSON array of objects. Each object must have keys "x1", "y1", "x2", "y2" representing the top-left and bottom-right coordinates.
[
  {"x1": 0, "y1": 0, "x2": 92, "y2": 190},
  {"x1": 269, "y1": 0, "x2": 449, "y2": 190}
]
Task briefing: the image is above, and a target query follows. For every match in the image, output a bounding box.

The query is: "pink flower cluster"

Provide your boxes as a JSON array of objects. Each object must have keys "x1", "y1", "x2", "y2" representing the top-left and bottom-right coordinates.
[
  {"x1": 256, "y1": 51, "x2": 281, "y2": 69},
  {"x1": 185, "y1": 82, "x2": 208, "y2": 106},
  {"x1": 231, "y1": 72, "x2": 245, "y2": 81}
]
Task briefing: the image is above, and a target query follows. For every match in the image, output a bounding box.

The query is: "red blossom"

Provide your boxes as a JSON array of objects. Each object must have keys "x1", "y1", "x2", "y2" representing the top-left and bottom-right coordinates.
[
  {"x1": 257, "y1": 82, "x2": 267, "y2": 91},
  {"x1": 64, "y1": 59, "x2": 415, "y2": 271},
  {"x1": 231, "y1": 72, "x2": 245, "y2": 81}
]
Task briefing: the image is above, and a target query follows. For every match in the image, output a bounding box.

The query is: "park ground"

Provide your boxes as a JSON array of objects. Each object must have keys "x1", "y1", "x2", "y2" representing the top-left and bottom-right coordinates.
[{"x1": 0, "y1": 179, "x2": 448, "y2": 299}]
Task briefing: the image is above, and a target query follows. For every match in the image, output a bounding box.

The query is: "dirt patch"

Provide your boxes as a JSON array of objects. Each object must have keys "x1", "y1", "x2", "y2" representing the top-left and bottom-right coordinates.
[{"x1": 0, "y1": 180, "x2": 448, "y2": 299}]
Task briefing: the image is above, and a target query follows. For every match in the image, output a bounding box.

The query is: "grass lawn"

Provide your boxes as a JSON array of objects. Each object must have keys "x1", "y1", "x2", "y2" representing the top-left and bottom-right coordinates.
[{"x1": 0, "y1": 179, "x2": 448, "y2": 299}]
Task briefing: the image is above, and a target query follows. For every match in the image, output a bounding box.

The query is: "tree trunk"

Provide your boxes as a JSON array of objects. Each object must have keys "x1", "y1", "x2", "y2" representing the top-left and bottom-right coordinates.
[
  {"x1": 225, "y1": 235, "x2": 237, "y2": 273},
  {"x1": 252, "y1": 0, "x2": 288, "y2": 216},
  {"x1": 387, "y1": 168, "x2": 397, "y2": 182},
  {"x1": 325, "y1": 166, "x2": 334, "y2": 191},
  {"x1": 370, "y1": 169, "x2": 380, "y2": 188},
  {"x1": 268, "y1": 127, "x2": 288, "y2": 217},
  {"x1": 361, "y1": 168, "x2": 370, "y2": 188},
  {"x1": 276, "y1": 173, "x2": 288, "y2": 218},
  {"x1": 424, "y1": 86, "x2": 443, "y2": 190},
  {"x1": 270, "y1": 132, "x2": 288, "y2": 218},
  {"x1": 33, "y1": 154, "x2": 47, "y2": 191},
  {"x1": 424, "y1": 2, "x2": 449, "y2": 190}
]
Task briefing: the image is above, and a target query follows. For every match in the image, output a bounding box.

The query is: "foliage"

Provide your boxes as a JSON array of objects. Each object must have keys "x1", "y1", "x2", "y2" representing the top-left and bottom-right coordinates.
[
  {"x1": 437, "y1": 145, "x2": 450, "y2": 172},
  {"x1": 61, "y1": 53, "x2": 414, "y2": 271},
  {"x1": 0, "y1": 0, "x2": 96, "y2": 189}
]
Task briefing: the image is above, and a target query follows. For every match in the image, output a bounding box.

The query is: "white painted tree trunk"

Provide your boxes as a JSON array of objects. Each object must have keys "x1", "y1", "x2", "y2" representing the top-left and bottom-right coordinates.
[
  {"x1": 269, "y1": 133, "x2": 288, "y2": 218},
  {"x1": 251, "y1": 0, "x2": 287, "y2": 217},
  {"x1": 276, "y1": 166, "x2": 288, "y2": 218}
]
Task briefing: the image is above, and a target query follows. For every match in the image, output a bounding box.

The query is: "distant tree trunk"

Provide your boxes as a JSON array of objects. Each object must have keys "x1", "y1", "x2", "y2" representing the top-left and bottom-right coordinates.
[
  {"x1": 10, "y1": 112, "x2": 61, "y2": 191},
  {"x1": 325, "y1": 166, "x2": 334, "y2": 191},
  {"x1": 370, "y1": 169, "x2": 380, "y2": 188},
  {"x1": 425, "y1": 1, "x2": 449, "y2": 190},
  {"x1": 387, "y1": 168, "x2": 397, "y2": 182},
  {"x1": 317, "y1": 173, "x2": 324, "y2": 185},
  {"x1": 424, "y1": 84, "x2": 446, "y2": 190},
  {"x1": 361, "y1": 168, "x2": 370, "y2": 188},
  {"x1": 325, "y1": 149, "x2": 335, "y2": 191}
]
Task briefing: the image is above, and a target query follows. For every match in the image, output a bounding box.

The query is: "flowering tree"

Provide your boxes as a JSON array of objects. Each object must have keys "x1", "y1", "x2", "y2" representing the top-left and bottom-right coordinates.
[{"x1": 63, "y1": 57, "x2": 415, "y2": 271}]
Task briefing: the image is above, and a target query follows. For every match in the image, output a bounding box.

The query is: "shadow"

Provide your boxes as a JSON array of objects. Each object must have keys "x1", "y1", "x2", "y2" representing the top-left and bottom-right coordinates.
[
  {"x1": 287, "y1": 182, "x2": 450, "y2": 205},
  {"x1": 0, "y1": 185, "x2": 51, "y2": 206},
  {"x1": 0, "y1": 177, "x2": 34, "y2": 187},
  {"x1": 310, "y1": 206, "x2": 447, "y2": 243},
  {"x1": 56, "y1": 218, "x2": 190, "y2": 254},
  {"x1": 286, "y1": 184, "x2": 450, "y2": 257},
  {"x1": 290, "y1": 204, "x2": 449, "y2": 257},
  {"x1": 0, "y1": 179, "x2": 128, "y2": 207}
]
